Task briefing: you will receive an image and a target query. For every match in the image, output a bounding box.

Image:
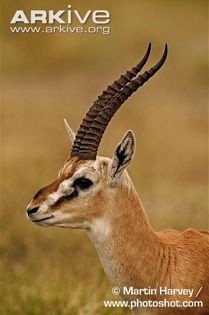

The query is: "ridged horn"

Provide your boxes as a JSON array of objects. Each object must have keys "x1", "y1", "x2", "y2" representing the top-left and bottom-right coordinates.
[
  {"x1": 75, "y1": 44, "x2": 168, "y2": 160},
  {"x1": 71, "y1": 43, "x2": 151, "y2": 157}
]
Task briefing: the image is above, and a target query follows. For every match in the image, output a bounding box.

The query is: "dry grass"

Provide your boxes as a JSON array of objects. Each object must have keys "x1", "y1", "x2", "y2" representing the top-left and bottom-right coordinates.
[{"x1": 1, "y1": 1, "x2": 208, "y2": 314}]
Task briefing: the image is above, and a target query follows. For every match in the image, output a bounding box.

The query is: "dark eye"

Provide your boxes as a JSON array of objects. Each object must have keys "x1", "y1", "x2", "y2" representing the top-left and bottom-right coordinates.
[{"x1": 74, "y1": 177, "x2": 93, "y2": 190}]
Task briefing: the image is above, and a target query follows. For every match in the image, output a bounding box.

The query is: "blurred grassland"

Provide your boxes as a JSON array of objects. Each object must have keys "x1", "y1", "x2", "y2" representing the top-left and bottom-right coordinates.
[{"x1": 1, "y1": 1, "x2": 208, "y2": 314}]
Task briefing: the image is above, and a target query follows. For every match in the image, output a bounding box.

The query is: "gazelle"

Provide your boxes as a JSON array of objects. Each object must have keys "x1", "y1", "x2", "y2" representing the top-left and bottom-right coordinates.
[{"x1": 27, "y1": 44, "x2": 209, "y2": 315}]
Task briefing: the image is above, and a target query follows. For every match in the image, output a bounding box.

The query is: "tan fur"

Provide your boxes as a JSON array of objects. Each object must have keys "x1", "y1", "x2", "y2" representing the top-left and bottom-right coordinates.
[{"x1": 28, "y1": 157, "x2": 209, "y2": 315}]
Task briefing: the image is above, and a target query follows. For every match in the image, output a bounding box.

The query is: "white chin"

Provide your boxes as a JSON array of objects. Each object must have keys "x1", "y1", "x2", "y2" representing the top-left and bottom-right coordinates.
[
  {"x1": 34, "y1": 220, "x2": 51, "y2": 227},
  {"x1": 54, "y1": 221, "x2": 89, "y2": 229},
  {"x1": 31, "y1": 216, "x2": 54, "y2": 227}
]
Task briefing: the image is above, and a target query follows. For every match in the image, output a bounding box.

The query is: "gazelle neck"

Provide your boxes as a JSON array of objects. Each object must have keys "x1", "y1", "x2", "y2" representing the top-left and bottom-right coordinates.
[{"x1": 88, "y1": 174, "x2": 161, "y2": 289}]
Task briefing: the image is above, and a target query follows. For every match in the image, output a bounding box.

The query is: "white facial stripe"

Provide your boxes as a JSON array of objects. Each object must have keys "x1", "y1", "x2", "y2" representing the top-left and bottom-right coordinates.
[{"x1": 71, "y1": 166, "x2": 100, "y2": 182}]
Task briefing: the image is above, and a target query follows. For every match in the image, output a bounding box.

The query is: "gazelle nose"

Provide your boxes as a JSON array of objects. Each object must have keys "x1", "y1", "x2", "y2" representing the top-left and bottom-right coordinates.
[{"x1": 27, "y1": 206, "x2": 40, "y2": 215}]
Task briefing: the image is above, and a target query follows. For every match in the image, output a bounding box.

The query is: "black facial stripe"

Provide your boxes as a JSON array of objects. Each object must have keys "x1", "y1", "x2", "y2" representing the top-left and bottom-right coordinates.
[{"x1": 52, "y1": 189, "x2": 78, "y2": 208}]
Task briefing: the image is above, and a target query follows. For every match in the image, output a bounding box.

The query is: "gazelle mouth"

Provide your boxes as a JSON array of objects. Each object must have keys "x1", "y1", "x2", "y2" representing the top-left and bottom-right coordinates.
[{"x1": 32, "y1": 215, "x2": 54, "y2": 222}]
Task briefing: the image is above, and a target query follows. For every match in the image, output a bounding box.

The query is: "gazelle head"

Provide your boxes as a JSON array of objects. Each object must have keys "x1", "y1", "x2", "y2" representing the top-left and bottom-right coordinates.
[{"x1": 27, "y1": 43, "x2": 167, "y2": 229}]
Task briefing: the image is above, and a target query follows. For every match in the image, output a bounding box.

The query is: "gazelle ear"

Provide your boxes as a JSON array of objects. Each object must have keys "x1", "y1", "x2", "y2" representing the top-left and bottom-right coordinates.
[
  {"x1": 64, "y1": 119, "x2": 75, "y2": 144},
  {"x1": 110, "y1": 130, "x2": 135, "y2": 180}
]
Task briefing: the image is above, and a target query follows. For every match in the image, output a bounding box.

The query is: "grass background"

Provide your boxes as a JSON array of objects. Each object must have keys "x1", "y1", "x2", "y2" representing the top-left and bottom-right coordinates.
[{"x1": 1, "y1": 1, "x2": 208, "y2": 314}]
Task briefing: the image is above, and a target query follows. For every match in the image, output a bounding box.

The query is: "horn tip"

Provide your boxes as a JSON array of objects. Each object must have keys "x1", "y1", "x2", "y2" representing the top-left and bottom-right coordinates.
[
  {"x1": 164, "y1": 43, "x2": 168, "y2": 54},
  {"x1": 147, "y1": 42, "x2": 151, "y2": 53}
]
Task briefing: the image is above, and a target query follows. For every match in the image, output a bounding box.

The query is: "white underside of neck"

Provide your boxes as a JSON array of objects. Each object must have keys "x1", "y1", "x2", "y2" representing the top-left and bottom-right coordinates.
[
  {"x1": 88, "y1": 217, "x2": 128, "y2": 287},
  {"x1": 88, "y1": 217, "x2": 111, "y2": 244}
]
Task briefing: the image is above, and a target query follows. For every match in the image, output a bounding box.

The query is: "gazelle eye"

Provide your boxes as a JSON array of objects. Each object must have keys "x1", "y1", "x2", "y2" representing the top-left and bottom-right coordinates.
[{"x1": 74, "y1": 177, "x2": 93, "y2": 190}]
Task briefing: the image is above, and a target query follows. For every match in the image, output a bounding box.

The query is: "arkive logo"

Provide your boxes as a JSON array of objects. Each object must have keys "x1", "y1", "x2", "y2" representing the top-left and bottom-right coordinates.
[{"x1": 10, "y1": 4, "x2": 111, "y2": 25}]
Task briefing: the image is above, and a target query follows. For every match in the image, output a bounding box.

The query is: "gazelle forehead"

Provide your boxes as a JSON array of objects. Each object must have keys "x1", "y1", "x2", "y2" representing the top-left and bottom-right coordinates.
[{"x1": 59, "y1": 156, "x2": 111, "y2": 181}]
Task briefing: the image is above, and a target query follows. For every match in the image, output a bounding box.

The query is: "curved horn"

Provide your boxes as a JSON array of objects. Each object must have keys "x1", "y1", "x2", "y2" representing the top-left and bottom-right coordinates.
[
  {"x1": 64, "y1": 118, "x2": 75, "y2": 143},
  {"x1": 71, "y1": 43, "x2": 151, "y2": 157},
  {"x1": 77, "y1": 44, "x2": 168, "y2": 160}
]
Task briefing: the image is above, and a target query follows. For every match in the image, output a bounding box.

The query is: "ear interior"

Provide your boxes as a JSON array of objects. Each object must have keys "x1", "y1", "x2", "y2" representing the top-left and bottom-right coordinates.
[{"x1": 111, "y1": 130, "x2": 135, "y2": 179}]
